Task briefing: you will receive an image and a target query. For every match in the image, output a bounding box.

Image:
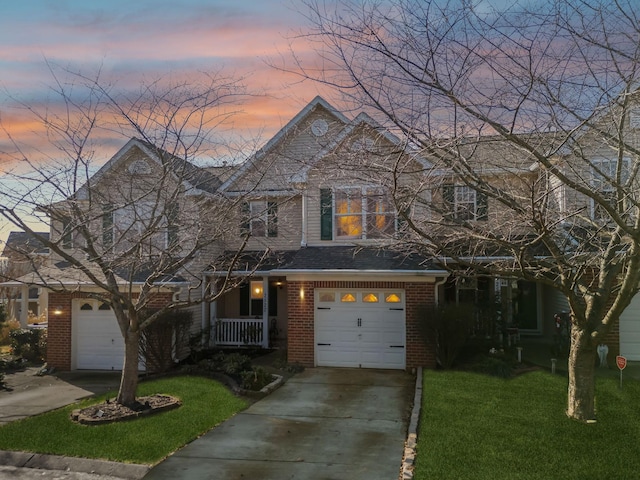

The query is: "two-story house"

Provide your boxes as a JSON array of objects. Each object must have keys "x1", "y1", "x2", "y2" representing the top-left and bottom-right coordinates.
[{"x1": 8, "y1": 94, "x2": 639, "y2": 371}]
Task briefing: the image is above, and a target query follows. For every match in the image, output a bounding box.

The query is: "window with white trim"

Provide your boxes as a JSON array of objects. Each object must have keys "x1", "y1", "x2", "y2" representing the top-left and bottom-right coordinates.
[
  {"x1": 241, "y1": 200, "x2": 278, "y2": 237},
  {"x1": 442, "y1": 185, "x2": 488, "y2": 221},
  {"x1": 590, "y1": 158, "x2": 629, "y2": 221},
  {"x1": 323, "y1": 186, "x2": 395, "y2": 240},
  {"x1": 112, "y1": 201, "x2": 173, "y2": 254}
]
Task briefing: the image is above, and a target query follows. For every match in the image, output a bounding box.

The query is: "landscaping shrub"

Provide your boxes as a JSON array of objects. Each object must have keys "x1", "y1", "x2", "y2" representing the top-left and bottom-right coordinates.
[
  {"x1": 467, "y1": 354, "x2": 516, "y2": 378},
  {"x1": 0, "y1": 319, "x2": 20, "y2": 346},
  {"x1": 9, "y1": 328, "x2": 46, "y2": 362},
  {"x1": 139, "y1": 309, "x2": 193, "y2": 373},
  {"x1": 221, "y1": 352, "x2": 252, "y2": 375},
  {"x1": 418, "y1": 303, "x2": 476, "y2": 368},
  {"x1": 240, "y1": 366, "x2": 273, "y2": 390}
]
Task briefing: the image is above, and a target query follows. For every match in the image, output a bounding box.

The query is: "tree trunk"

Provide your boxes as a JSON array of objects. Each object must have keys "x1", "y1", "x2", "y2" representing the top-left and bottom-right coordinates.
[
  {"x1": 116, "y1": 329, "x2": 140, "y2": 407},
  {"x1": 566, "y1": 326, "x2": 597, "y2": 422}
]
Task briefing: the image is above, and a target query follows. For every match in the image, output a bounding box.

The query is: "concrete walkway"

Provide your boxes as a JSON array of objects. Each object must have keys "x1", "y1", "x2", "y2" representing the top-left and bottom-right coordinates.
[
  {"x1": 0, "y1": 367, "x2": 121, "y2": 425},
  {"x1": 143, "y1": 368, "x2": 414, "y2": 480}
]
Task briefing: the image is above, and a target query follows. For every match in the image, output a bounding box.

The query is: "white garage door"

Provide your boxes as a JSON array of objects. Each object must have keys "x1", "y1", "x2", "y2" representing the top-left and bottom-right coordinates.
[
  {"x1": 315, "y1": 289, "x2": 405, "y2": 369},
  {"x1": 73, "y1": 299, "x2": 125, "y2": 370},
  {"x1": 620, "y1": 294, "x2": 640, "y2": 361}
]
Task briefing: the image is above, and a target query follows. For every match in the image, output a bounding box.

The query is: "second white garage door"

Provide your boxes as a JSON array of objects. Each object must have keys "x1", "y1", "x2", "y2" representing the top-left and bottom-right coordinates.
[
  {"x1": 620, "y1": 294, "x2": 640, "y2": 361},
  {"x1": 73, "y1": 299, "x2": 125, "y2": 370},
  {"x1": 315, "y1": 289, "x2": 406, "y2": 369}
]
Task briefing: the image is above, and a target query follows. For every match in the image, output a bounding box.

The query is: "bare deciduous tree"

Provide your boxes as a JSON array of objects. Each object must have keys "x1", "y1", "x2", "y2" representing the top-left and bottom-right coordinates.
[
  {"x1": 0, "y1": 66, "x2": 266, "y2": 406},
  {"x1": 296, "y1": 0, "x2": 640, "y2": 421}
]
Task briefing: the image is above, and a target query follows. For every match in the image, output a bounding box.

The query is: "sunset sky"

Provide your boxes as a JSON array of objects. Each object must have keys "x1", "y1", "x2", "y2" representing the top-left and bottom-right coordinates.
[{"x1": 0, "y1": 0, "x2": 337, "y2": 242}]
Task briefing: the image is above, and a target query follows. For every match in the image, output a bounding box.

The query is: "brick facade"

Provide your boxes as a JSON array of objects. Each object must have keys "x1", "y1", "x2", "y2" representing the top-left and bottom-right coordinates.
[
  {"x1": 46, "y1": 291, "x2": 175, "y2": 371},
  {"x1": 47, "y1": 292, "x2": 74, "y2": 370},
  {"x1": 286, "y1": 279, "x2": 437, "y2": 370}
]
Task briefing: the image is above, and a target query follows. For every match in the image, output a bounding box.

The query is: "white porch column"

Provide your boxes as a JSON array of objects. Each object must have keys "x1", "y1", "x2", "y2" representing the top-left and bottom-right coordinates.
[
  {"x1": 262, "y1": 277, "x2": 269, "y2": 348},
  {"x1": 209, "y1": 278, "x2": 217, "y2": 348},
  {"x1": 19, "y1": 284, "x2": 29, "y2": 328},
  {"x1": 40, "y1": 289, "x2": 49, "y2": 321}
]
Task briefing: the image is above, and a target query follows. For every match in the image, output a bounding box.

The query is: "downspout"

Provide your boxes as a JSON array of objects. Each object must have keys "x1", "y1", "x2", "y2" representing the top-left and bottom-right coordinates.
[
  {"x1": 434, "y1": 277, "x2": 448, "y2": 305},
  {"x1": 296, "y1": 184, "x2": 307, "y2": 247},
  {"x1": 201, "y1": 276, "x2": 208, "y2": 348}
]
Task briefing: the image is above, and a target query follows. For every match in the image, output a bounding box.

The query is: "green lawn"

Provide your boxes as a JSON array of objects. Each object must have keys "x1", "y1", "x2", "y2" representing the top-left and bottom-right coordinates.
[
  {"x1": 415, "y1": 370, "x2": 640, "y2": 480},
  {"x1": 0, "y1": 375, "x2": 247, "y2": 465}
]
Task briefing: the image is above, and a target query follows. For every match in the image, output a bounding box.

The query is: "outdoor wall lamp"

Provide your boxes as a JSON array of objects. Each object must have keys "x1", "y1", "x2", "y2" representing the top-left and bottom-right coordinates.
[
  {"x1": 251, "y1": 280, "x2": 264, "y2": 299},
  {"x1": 52, "y1": 306, "x2": 63, "y2": 316}
]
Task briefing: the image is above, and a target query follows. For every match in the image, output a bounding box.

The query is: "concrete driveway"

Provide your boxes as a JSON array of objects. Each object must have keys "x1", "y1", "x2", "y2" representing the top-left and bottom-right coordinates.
[
  {"x1": 0, "y1": 367, "x2": 121, "y2": 425},
  {"x1": 143, "y1": 368, "x2": 414, "y2": 480}
]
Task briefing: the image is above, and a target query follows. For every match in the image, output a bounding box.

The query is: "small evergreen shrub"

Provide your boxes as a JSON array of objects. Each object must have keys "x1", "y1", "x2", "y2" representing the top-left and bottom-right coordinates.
[
  {"x1": 9, "y1": 328, "x2": 46, "y2": 362},
  {"x1": 222, "y1": 353, "x2": 252, "y2": 375},
  {"x1": 0, "y1": 319, "x2": 20, "y2": 346},
  {"x1": 240, "y1": 366, "x2": 273, "y2": 391},
  {"x1": 468, "y1": 354, "x2": 516, "y2": 378}
]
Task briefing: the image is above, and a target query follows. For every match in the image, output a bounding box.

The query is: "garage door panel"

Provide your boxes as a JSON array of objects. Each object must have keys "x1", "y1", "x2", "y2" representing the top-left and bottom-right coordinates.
[
  {"x1": 315, "y1": 290, "x2": 405, "y2": 369},
  {"x1": 74, "y1": 300, "x2": 132, "y2": 371},
  {"x1": 316, "y1": 345, "x2": 360, "y2": 367}
]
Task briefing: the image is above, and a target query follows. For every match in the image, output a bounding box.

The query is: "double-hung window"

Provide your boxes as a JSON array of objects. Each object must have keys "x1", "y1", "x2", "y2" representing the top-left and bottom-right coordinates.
[
  {"x1": 590, "y1": 158, "x2": 629, "y2": 221},
  {"x1": 321, "y1": 186, "x2": 395, "y2": 240},
  {"x1": 241, "y1": 201, "x2": 278, "y2": 237},
  {"x1": 111, "y1": 201, "x2": 174, "y2": 254},
  {"x1": 442, "y1": 185, "x2": 488, "y2": 221}
]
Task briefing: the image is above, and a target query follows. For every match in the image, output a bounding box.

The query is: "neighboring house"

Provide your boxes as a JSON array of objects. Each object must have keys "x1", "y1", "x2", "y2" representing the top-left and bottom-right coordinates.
[
  {"x1": 3, "y1": 95, "x2": 637, "y2": 370},
  {"x1": 0, "y1": 231, "x2": 49, "y2": 326}
]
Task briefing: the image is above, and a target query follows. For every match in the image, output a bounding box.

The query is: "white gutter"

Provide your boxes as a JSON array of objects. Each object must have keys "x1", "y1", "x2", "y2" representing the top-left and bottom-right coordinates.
[{"x1": 271, "y1": 269, "x2": 449, "y2": 276}]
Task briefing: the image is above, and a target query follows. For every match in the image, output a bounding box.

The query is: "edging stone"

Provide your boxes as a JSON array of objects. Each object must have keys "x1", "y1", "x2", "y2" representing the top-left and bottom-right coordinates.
[{"x1": 400, "y1": 367, "x2": 422, "y2": 480}]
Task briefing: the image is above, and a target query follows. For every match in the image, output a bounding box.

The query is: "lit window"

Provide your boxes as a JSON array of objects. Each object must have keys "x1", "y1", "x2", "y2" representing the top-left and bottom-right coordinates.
[
  {"x1": 385, "y1": 293, "x2": 401, "y2": 303},
  {"x1": 335, "y1": 189, "x2": 363, "y2": 238},
  {"x1": 341, "y1": 293, "x2": 356, "y2": 302},
  {"x1": 333, "y1": 187, "x2": 395, "y2": 239},
  {"x1": 363, "y1": 293, "x2": 379, "y2": 303}
]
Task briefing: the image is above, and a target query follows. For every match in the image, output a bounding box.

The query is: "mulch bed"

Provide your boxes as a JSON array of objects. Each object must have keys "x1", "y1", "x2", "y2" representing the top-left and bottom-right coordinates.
[{"x1": 71, "y1": 394, "x2": 181, "y2": 425}]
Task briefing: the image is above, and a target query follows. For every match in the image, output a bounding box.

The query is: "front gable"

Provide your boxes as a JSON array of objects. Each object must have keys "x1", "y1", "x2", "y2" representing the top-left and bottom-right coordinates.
[{"x1": 220, "y1": 97, "x2": 351, "y2": 195}]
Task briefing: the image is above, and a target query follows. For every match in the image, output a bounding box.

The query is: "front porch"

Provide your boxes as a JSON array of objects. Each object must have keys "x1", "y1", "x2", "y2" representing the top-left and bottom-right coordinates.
[{"x1": 207, "y1": 276, "x2": 288, "y2": 350}]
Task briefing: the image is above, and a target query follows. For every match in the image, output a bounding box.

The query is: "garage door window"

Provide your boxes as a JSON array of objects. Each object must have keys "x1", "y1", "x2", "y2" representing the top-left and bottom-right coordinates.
[
  {"x1": 385, "y1": 293, "x2": 402, "y2": 303},
  {"x1": 363, "y1": 293, "x2": 379, "y2": 303},
  {"x1": 80, "y1": 303, "x2": 93, "y2": 310},
  {"x1": 319, "y1": 292, "x2": 335, "y2": 303},
  {"x1": 341, "y1": 293, "x2": 356, "y2": 302},
  {"x1": 99, "y1": 303, "x2": 111, "y2": 310}
]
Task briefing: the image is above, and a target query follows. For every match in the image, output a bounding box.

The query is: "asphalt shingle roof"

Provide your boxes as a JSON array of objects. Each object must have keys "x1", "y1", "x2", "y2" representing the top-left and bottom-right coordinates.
[{"x1": 216, "y1": 246, "x2": 440, "y2": 273}]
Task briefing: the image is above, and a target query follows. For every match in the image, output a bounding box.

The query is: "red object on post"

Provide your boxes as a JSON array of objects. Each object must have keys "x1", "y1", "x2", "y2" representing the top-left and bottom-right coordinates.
[{"x1": 616, "y1": 355, "x2": 627, "y2": 370}]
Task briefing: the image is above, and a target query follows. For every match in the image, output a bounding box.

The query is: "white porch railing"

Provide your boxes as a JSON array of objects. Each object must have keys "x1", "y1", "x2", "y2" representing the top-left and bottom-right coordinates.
[{"x1": 212, "y1": 318, "x2": 268, "y2": 348}]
